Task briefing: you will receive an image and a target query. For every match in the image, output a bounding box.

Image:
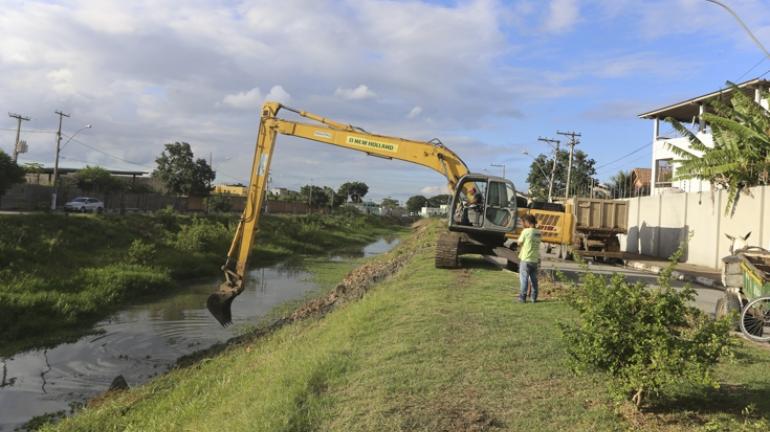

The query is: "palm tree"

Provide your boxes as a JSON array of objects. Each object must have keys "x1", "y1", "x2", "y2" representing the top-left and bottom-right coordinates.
[
  {"x1": 666, "y1": 83, "x2": 770, "y2": 214},
  {"x1": 609, "y1": 170, "x2": 632, "y2": 198}
]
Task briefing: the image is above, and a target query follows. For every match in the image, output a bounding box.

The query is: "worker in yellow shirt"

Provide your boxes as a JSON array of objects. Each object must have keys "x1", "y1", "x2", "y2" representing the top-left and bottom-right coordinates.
[{"x1": 517, "y1": 214, "x2": 541, "y2": 303}]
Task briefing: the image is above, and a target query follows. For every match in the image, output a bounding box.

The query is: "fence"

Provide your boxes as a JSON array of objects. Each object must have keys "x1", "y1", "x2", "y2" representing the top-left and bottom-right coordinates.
[
  {"x1": 619, "y1": 185, "x2": 770, "y2": 269},
  {"x1": 1, "y1": 184, "x2": 182, "y2": 212}
]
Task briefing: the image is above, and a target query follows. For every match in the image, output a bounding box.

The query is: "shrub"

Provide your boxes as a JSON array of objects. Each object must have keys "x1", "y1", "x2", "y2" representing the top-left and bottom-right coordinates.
[
  {"x1": 560, "y1": 251, "x2": 734, "y2": 408},
  {"x1": 173, "y1": 217, "x2": 231, "y2": 253},
  {"x1": 207, "y1": 193, "x2": 233, "y2": 213},
  {"x1": 78, "y1": 264, "x2": 174, "y2": 304},
  {"x1": 127, "y1": 239, "x2": 158, "y2": 265}
]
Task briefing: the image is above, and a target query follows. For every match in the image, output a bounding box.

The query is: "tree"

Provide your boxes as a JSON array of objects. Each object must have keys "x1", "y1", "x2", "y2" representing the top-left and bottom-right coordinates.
[
  {"x1": 381, "y1": 197, "x2": 399, "y2": 208},
  {"x1": 667, "y1": 83, "x2": 770, "y2": 214},
  {"x1": 526, "y1": 149, "x2": 597, "y2": 201},
  {"x1": 337, "y1": 181, "x2": 369, "y2": 203},
  {"x1": 427, "y1": 194, "x2": 451, "y2": 207},
  {"x1": 23, "y1": 162, "x2": 44, "y2": 184},
  {"x1": 300, "y1": 184, "x2": 330, "y2": 208},
  {"x1": 0, "y1": 150, "x2": 25, "y2": 200},
  {"x1": 153, "y1": 142, "x2": 215, "y2": 197},
  {"x1": 609, "y1": 170, "x2": 632, "y2": 199},
  {"x1": 322, "y1": 186, "x2": 342, "y2": 209},
  {"x1": 74, "y1": 166, "x2": 123, "y2": 194},
  {"x1": 406, "y1": 195, "x2": 428, "y2": 214}
]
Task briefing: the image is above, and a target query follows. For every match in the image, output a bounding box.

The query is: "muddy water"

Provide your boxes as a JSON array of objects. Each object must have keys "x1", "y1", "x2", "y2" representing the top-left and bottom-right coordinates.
[{"x1": 0, "y1": 237, "x2": 398, "y2": 431}]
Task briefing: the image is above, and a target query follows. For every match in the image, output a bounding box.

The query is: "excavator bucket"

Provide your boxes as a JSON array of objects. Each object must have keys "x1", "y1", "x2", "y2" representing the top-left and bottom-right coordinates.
[{"x1": 207, "y1": 282, "x2": 241, "y2": 326}]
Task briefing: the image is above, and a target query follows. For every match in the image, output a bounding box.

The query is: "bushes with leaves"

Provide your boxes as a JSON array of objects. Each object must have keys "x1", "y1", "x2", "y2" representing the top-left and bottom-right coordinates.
[
  {"x1": 173, "y1": 217, "x2": 232, "y2": 253},
  {"x1": 127, "y1": 239, "x2": 158, "y2": 265},
  {"x1": 560, "y1": 253, "x2": 734, "y2": 408}
]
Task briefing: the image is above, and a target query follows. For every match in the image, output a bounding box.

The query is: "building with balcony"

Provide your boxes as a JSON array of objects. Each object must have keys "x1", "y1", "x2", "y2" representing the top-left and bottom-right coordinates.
[{"x1": 638, "y1": 78, "x2": 769, "y2": 195}]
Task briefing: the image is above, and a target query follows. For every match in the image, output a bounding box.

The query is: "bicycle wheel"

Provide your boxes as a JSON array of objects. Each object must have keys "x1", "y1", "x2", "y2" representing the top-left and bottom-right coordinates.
[{"x1": 740, "y1": 296, "x2": 770, "y2": 342}]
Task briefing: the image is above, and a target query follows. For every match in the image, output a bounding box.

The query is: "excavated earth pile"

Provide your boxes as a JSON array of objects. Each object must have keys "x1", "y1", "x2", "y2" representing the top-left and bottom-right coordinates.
[{"x1": 291, "y1": 219, "x2": 431, "y2": 320}]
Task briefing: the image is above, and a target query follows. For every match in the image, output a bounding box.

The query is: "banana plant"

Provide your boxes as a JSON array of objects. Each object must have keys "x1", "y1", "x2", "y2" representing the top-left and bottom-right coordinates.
[{"x1": 666, "y1": 82, "x2": 770, "y2": 215}]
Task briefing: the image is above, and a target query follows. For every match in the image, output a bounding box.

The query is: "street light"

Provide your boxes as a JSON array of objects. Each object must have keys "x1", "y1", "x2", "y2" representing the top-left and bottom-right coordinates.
[
  {"x1": 521, "y1": 150, "x2": 549, "y2": 179},
  {"x1": 51, "y1": 124, "x2": 92, "y2": 210},
  {"x1": 61, "y1": 124, "x2": 93, "y2": 149},
  {"x1": 489, "y1": 163, "x2": 505, "y2": 179},
  {"x1": 706, "y1": 0, "x2": 770, "y2": 60}
]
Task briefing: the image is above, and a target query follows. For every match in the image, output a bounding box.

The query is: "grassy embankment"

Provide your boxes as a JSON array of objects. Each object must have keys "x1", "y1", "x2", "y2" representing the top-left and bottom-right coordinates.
[
  {"x1": 43, "y1": 221, "x2": 770, "y2": 432},
  {"x1": 0, "y1": 210, "x2": 403, "y2": 355}
]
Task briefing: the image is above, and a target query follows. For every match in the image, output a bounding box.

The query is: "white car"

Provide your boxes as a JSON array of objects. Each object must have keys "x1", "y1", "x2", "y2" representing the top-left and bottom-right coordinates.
[{"x1": 64, "y1": 197, "x2": 105, "y2": 213}]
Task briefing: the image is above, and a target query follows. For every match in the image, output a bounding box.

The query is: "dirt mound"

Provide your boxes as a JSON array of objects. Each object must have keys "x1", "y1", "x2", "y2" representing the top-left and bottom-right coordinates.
[{"x1": 288, "y1": 220, "x2": 433, "y2": 320}]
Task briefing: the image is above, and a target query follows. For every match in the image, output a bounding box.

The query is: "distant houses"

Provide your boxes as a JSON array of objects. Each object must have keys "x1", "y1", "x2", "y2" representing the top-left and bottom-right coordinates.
[{"x1": 419, "y1": 204, "x2": 448, "y2": 218}]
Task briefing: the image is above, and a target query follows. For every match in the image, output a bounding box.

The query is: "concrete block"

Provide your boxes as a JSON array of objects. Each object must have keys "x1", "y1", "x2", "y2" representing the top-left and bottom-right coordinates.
[{"x1": 695, "y1": 276, "x2": 716, "y2": 287}]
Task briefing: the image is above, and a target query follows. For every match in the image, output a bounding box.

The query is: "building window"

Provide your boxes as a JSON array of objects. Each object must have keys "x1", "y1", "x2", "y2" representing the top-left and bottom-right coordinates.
[{"x1": 655, "y1": 159, "x2": 673, "y2": 187}]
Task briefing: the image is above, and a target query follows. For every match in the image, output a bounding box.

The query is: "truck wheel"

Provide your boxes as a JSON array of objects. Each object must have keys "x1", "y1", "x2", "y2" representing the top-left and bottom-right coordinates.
[{"x1": 435, "y1": 232, "x2": 461, "y2": 269}]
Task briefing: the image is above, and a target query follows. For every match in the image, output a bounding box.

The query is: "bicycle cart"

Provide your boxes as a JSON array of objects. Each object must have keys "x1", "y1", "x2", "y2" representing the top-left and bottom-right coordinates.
[{"x1": 719, "y1": 247, "x2": 770, "y2": 341}]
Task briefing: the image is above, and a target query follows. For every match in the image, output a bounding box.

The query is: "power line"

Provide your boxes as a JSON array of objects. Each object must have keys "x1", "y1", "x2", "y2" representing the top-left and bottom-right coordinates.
[
  {"x1": 0, "y1": 127, "x2": 55, "y2": 134},
  {"x1": 63, "y1": 135, "x2": 151, "y2": 168},
  {"x1": 61, "y1": 136, "x2": 248, "y2": 183},
  {"x1": 736, "y1": 56, "x2": 768, "y2": 82},
  {"x1": 595, "y1": 142, "x2": 651, "y2": 170}
]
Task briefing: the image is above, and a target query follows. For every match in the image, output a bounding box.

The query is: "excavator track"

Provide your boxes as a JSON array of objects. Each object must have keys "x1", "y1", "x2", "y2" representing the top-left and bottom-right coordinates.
[{"x1": 435, "y1": 231, "x2": 461, "y2": 269}]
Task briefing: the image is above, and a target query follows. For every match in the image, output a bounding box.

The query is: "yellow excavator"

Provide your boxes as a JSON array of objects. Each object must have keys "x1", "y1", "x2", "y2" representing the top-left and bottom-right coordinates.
[{"x1": 206, "y1": 101, "x2": 534, "y2": 325}]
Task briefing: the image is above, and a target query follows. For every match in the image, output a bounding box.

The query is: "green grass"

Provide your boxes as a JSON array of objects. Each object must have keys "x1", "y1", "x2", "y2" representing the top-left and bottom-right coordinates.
[
  {"x1": 41, "y1": 221, "x2": 770, "y2": 431},
  {"x1": 0, "y1": 210, "x2": 406, "y2": 356}
]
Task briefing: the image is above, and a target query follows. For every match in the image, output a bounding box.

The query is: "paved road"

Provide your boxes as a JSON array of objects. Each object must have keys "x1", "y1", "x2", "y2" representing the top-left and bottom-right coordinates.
[
  {"x1": 489, "y1": 251, "x2": 724, "y2": 315},
  {"x1": 535, "y1": 257, "x2": 724, "y2": 316}
]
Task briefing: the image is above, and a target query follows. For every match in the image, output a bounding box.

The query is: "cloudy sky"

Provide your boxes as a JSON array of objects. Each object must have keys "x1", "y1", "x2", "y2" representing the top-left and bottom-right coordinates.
[{"x1": 2, "y1": 0, "x2": 770, "y2": 203}]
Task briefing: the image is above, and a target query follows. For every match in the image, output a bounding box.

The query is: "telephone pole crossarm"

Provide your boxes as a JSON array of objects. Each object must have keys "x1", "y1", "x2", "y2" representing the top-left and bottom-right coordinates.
[
  {"x1": 537, "y1": 137, "x2": 560, "y2": 203},
  {"x1": 556, "y1": 130, "x2": 581, "y2": 200},
  {"x1": 8, "y1": 112, "x2": 31, "y2": 163}
]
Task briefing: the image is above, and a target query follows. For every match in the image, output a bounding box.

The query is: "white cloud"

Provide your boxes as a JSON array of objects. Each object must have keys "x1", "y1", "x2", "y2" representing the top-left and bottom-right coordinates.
[
  {"x1": 335, "y1": 84, "x2": 376, "y2": 101},
  {"x1": 220, "y1": 85, "x2": 290, "y2": 109},
  {"x1": 543, "y1": 0, "x2": 580, "y2": 33},
  {"x1": 47, "y1": 68, "x2": 76, "y2": 95},
  {"x1": 221, "y1": 87, "x2": 263, "y2": 109},
  {"x1": 0, "y1": 0, "x2": 592, "y2": 198},
  {"x1": 407, "y1": 106, "x2": 423, "y2": 119},
  {"x1": 266, "y1": 85, "x2": 291, "y2": 103},
  {"x1": 420, "y1": 185, "x2": 448, "y2": 196}
]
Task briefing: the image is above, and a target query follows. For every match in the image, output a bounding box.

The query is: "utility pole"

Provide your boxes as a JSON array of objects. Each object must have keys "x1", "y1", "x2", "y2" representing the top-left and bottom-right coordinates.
[
  {"x1": 557, "y1": 130, "x2": 581, "y2": 200},
  {"x1": 490, "y1": 163, "x2": 505, "y2": 179},
  {"x1": 307, "y1": 179, "x2": 313, "y2": 214},
  {"x1": 538, "y1": 137, "x2": 560, "y2": 202},
  {"x1": 8, "y1": 113, "x2": 30, "y2": 163},
  {"x1": 51, "y1": 110, "x2": 70, "y2": 210}
]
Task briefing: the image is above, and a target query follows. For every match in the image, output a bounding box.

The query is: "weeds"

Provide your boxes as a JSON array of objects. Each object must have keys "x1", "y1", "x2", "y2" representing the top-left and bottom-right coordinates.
[{"x1": 0, "y1": 211, "x2": 403, "y2": 355}]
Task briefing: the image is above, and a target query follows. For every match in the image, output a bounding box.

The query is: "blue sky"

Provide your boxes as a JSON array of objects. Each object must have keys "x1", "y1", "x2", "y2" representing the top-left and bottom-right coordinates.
[{"x1": 2, "y1": 0, "x2": 769, "y2": 203}]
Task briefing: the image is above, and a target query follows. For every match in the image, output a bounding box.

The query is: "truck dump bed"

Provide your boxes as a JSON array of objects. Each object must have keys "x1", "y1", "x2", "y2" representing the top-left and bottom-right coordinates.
[{"x1": 569, "y1": 197, "x2": 628, "y2": 234}]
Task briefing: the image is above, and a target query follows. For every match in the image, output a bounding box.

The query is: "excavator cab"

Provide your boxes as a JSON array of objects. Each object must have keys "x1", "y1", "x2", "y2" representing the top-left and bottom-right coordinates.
[{"x1": 449, "y1": 174, "x2": 518, "y2": 234}]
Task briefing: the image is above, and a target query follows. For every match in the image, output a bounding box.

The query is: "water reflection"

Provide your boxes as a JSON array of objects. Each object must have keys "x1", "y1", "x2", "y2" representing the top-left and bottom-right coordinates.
[{"x1": 0, "y1": 237, "x2": 399, "y2": 431}]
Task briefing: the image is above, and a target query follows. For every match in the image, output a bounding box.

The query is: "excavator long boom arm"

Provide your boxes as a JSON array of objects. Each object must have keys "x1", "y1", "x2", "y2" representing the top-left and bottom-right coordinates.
[{"x1": 207, "y1": 101, "x2": 470, "y2": 325}]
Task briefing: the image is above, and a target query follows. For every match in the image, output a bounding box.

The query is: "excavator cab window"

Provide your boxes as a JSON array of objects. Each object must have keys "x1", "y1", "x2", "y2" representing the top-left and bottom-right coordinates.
[
  {"x1": 484, "y1": 181, "x2": 517, "y2": 231},
  {"x1": 449, "y1": 175, "x2": 517, "y2": 234}
]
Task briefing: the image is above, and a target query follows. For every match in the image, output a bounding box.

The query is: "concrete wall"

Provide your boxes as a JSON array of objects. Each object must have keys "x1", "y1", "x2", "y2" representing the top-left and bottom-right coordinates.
[{"x1": 620, "y1": 185, "x2": 770, "y2": 269}]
